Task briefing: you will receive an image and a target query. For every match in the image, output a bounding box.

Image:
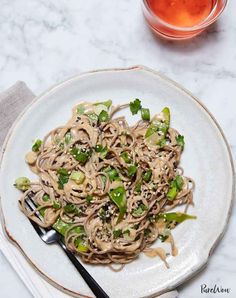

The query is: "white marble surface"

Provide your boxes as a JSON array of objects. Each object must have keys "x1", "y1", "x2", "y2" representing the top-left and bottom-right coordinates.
[{"x1": 0, "y1": 0, "x2": 235, "y2": 297}]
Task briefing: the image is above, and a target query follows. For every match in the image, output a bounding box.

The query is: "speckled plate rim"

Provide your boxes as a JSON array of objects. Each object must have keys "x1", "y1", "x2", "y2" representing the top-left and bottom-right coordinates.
[{"x1": 0, "y1": 65, "x2": 235, "y2": 298}]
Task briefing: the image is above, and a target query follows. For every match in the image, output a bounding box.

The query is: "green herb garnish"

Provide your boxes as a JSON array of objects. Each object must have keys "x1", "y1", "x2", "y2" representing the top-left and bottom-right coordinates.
[
  {"x1": 53, "y1": 201, "x2": 61, "y2": 209},
  {"x1": 143, "y1": 169, "x2": 152, "y2": 183},
  {"x1": 159, "y1": 139, "x2": 167, "y2": 148},
  {"x1": 113, "y1": 229, "x2": 123, "y2": 239},
  {"x1": 134, "y1": 181, "x2": 142, "y2": 194},
  {"x1": 127, "y1": 165, "x2": 137, "y2": 178},
  {"x1": 95, "y1": 144, "x2": 108, "y2": 159},
  {"x1": 105, "y1": 167, "x2": 120, "y2": 181},
  {"x1": 85, "y1": 195, "x2": 93, "y2": 204},
  {"x1": 57, "y1": 168, "x2": 69, "y2": 189},
  {"x1": 120, "y1": 152, "x2": 131, "y2": 163},
  {"x1": 130, "y1": 98, "x2": 142, "y2": 115},
  {"x1": 64, "y1": 203, "x2": 77, "y2": 213},
  {"x1": 32, "y1": 139, "x2": 42, "y2": 152},
  {"x1": 129, "y1": 98, "x2": 142, "y2": 115},
  {"x1": 70, "y1": 147, "x2": 92, "y2": 164},
  {"x1": 98, "y1": 110, "x2": 109, "y2": 122},
  {"x1": 145, "y1": 107, "x2": 170, "y2": 146},
  {"x1": 167, "y1": 175, "x2": 184, "y2": 200},
  {"x1": 176, "y1": 135, "x2": 185, "y2": 149},
  {"x1": 132, "y1": 203, "x2": 148, "y2": 217},
  {"x1": 95, "y1": 144, "x2": 103, "y2": 152}
]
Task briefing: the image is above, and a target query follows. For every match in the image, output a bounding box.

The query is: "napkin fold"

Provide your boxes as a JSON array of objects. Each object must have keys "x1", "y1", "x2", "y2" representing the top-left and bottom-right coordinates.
[{"x1": 0, "y1": 82, "x2": 178, "y2": 298}]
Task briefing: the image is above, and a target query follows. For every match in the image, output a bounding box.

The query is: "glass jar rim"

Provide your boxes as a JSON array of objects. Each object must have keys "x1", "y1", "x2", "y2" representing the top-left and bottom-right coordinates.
[{"x1": 142, "y1": 0, "x2": 228, "y2": 32}]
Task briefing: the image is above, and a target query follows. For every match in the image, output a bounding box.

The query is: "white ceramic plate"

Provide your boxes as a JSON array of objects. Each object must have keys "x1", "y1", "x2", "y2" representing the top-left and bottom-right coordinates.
[{"x1": 0, "y1": 66, "x2": 234, "y2": 298}]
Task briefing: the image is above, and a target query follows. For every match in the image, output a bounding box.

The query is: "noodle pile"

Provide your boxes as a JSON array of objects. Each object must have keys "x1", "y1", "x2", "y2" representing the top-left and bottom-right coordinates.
[{"x1": 16, "y1": 100, "x2": 195, "y2": 267}]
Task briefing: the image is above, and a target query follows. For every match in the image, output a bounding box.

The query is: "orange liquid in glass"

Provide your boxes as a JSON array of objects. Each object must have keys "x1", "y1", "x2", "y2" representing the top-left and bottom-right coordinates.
[{"x1": 147, "y1": 0, "x2": 214, "y2": 27}]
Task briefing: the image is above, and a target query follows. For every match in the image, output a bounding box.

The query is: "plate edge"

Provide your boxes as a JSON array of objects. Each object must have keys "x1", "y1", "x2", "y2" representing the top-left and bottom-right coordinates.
[{"x1": 0, "y1": 65, "x2": 235, "y2": 298}]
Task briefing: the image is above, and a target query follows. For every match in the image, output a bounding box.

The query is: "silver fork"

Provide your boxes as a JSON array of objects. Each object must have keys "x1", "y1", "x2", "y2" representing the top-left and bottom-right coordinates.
[{"x1": 25, "y1": 197, "x2": 109, "y2": 298}]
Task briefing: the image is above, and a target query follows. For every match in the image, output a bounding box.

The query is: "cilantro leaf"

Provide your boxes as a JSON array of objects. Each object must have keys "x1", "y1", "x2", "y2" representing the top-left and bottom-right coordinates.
[{"x1": 130, "y1": 99, "x2": 142, "y2": 115}]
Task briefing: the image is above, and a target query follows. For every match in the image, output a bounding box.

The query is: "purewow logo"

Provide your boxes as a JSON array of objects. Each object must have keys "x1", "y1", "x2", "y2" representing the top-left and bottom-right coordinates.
[{"x1": 200, "y1": 284, "x2": 231, "y2": 294}]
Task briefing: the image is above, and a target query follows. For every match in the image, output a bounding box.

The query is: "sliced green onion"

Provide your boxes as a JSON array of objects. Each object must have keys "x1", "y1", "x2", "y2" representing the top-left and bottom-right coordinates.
[
  {"x1": 132, "y1": 203, "x2": 148, "y2": 217},
  {"x1": 143, "y1": 169, "x2": 152, "y2": 183},
  {"x1": 52, "y1": 218, "x2": 71, "y2": 236},
  {"x1": 157, "y1": 212, "x2": 197, "y2": 224},
  {"x1": 53, "y1": 201, "x2": 61, "y2": 209},
  {"x1": 120, "y1": 152, "x2": 131, "y2": 163},
  {"x1": 87, "y1": 113, "x2": 98, "y2": 122},
  {"x1": 167, "y1": 184, "x2": 178, "y2": 200},
  {"x1": 64, "y1": 132, "x2": 72, "y2": 144},
  {"x1": 74, "y1": 237, "x2": 88, "y2": 252},
  {"x1": 63, "y1": 204, "x2": 81, "y2": 216},
  {"x1": 145, "y1": 107, "x2": 170, "y2": 146},
  {"x1": 98, "y1": 110, "x2": 109, "y2": 122},
  {"x1": 167, "y1": 175, "x2": 184, "y2": 200},
  {"x1": 95, "y1": 144, "x2": 103, "y2": 152},
  {"x1": 70, "y1": 171, "x2": 85, "y2": 184},
  {"x1": 52, "y1": 218, "x2": 84, "y2": 236},
  {"x1": 64, "y1": 203, "x2": 77, "y2": 213},
  {"x1": 42, "y1": 194, "x2": 50, "y2": 202},
  {"x1": 130, "y1": 98, "x2": 142, "y2": 115},
  {"x1": 145, "y1": 126, "x2": 157, "y2": 138},
  {"x1": 57, "y1": 168, "x2": 68, "y2": 176},
  {"x1": 159, "y1": 139, "x2": 166, "y2": 148},
  {"x1": 94, "y1": 100, "x2": 112, "y2": 108},
  {"x1": 175, "y1": 175, "x2": 184, "y2": 190},
  {"x1": 141, "y1": 108, "x2": 150, "y2": 121},
  {"x1": 32, "y1": 139, "x2": 42, "y2": 152},
  {"x1": 127, "y1": 165, "x2": 137, "y2": 178},
  {"x1": 39, "y1": 207, "x2": 46, "y2": 217},
  {"x1": 70, "y1": 147, "x2": 92, "y2": 164},
  {"x1": 95, "y1": 144, "x2": 108, "y2": 159},
  {"x1": 105, "y1": 167, "x2": 120, "y2": 181},
  {"x1": 14, "y1": 177, "x2": 31, "y2": 191},
  {"x1": 77, "y1": 105, "x2": 85, "y2": 115},
  {"x1": 71, "y1": 226, "x2": 84, "y2": 234},
  {"x1": 134, "y1": 181, "x2": 142, "y2": 194},
  {"x1": 109, "y1": 185, "x2": 127, "y2": 222}
]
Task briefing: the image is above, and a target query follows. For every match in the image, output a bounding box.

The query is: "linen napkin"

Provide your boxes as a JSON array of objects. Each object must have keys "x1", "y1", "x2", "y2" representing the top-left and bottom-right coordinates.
[{"x1": 0, "y1": 81, "x2": 178, "y2": 298}]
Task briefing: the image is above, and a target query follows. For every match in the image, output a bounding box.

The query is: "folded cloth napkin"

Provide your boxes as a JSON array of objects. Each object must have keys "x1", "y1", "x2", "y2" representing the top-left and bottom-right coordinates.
[{"x1": 0, "y1": 82, "x2": 178, "y2": 298}]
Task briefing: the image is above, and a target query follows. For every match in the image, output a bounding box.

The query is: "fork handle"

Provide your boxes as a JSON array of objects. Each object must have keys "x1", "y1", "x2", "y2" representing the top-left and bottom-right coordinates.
[{"x1": 58, "y1": 239, "x2": 109, "y2": 298}]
